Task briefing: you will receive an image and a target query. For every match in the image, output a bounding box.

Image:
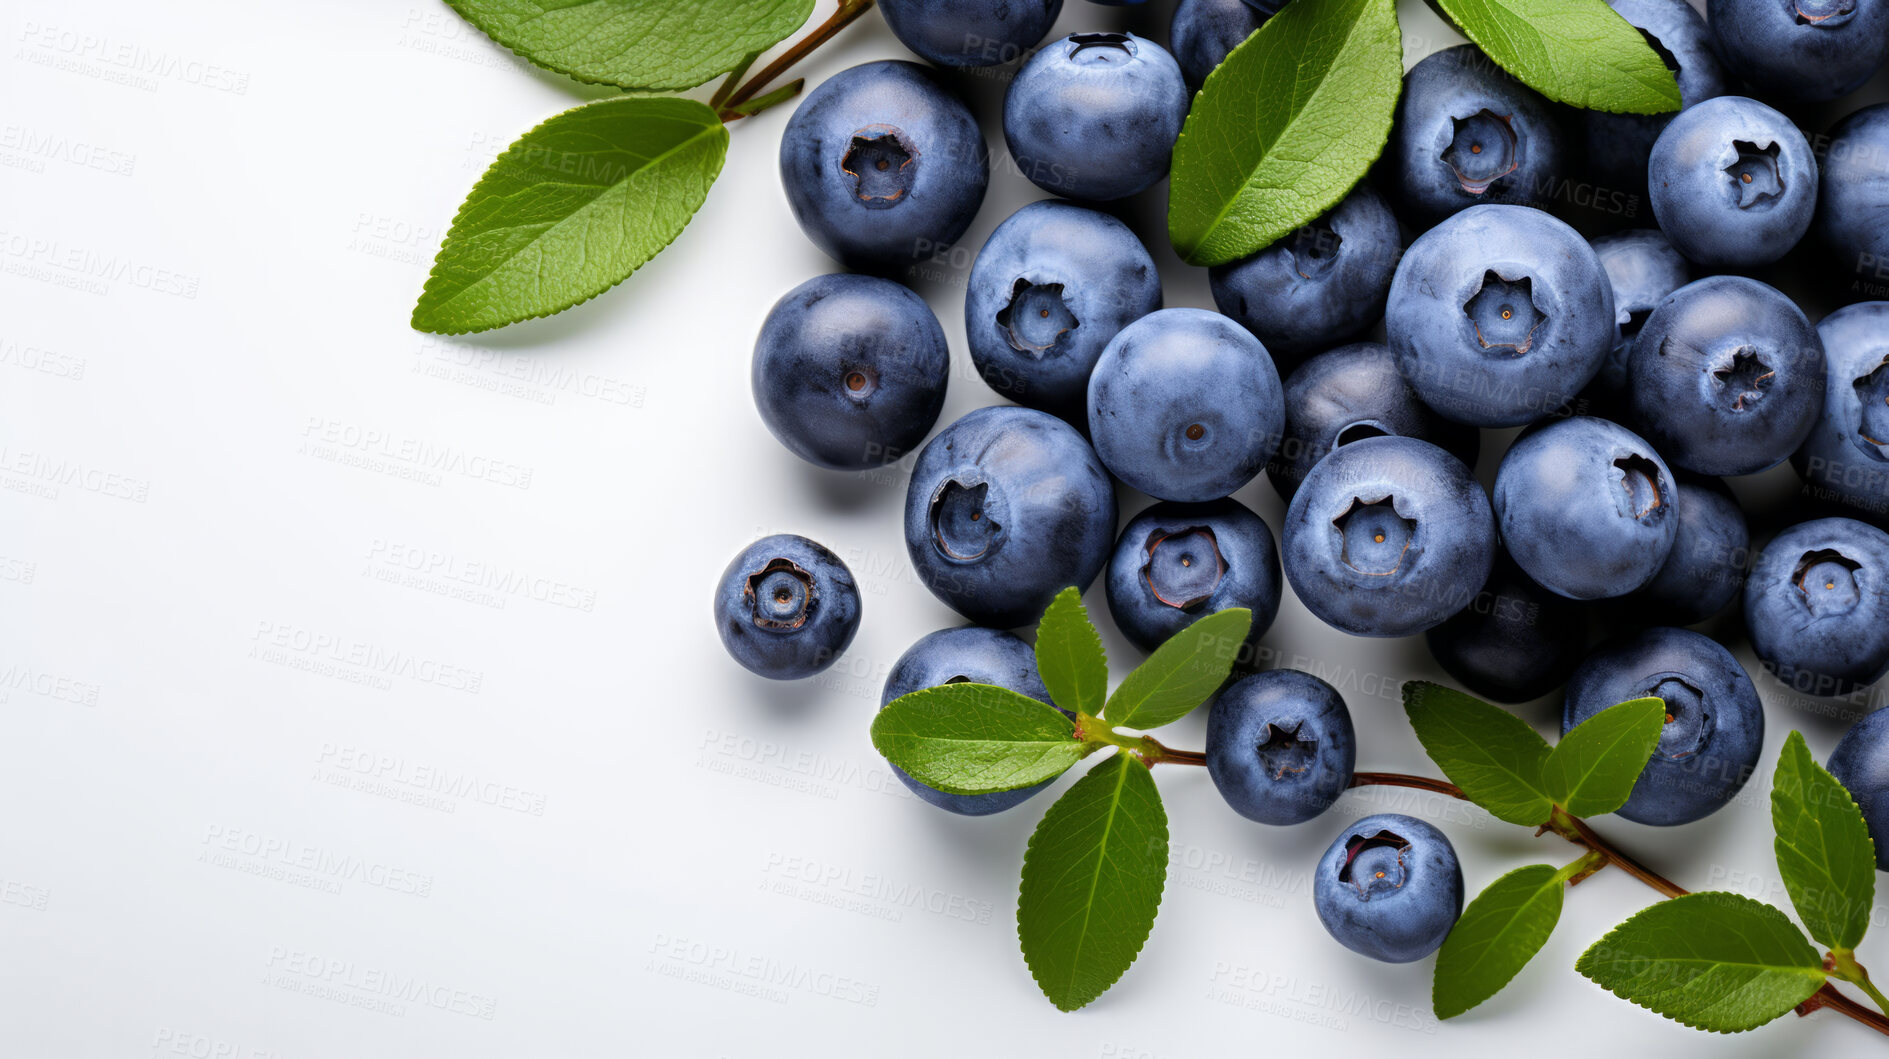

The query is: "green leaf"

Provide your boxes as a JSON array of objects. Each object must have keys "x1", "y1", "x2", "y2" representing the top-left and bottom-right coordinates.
[
  {"x1": 1167, "y1": 0, "x2": 1403, "y2": 267},
  {"x1": 1402, "y1": 682, "x2": 1553, "y2": 826},
  {"x1": 413, "y1": 98, "x2": 726, "y2": 335},
  {"x1": 445, "y1": 0, "x2": 815, "y2": 91},
  {"x1": 1541, "y1": 697, "x2": 1665, "y2": 817},
  {"x1": 1434, "y1": 863, "x2": 1568, "y2": 1019},
  {"x1": 1103, "y1": 608, "x2": 1250, "y2": 731},
  {"x1": 870, "y1": 684, "x2": 1086, "y2": 795},
  {"x1": 1018, "y1": 752, "x2": 1168, "y2": 1012},
  {"x1": 1576, "y1": 892, "x2": 1827, "y2": 1032},
  {"x1": 1035, "y1": 587, "x2": 1108, "y2": 718},
  {"x1": 1772, "y1": 730, "x2": 1877, "y2": 952},
  {"x1": 1431, "y1": 0, "x2": 1681, "y2": 114}
]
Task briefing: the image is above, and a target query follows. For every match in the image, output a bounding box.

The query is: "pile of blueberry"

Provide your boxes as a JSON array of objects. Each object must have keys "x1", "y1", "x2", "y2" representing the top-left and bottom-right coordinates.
[{"x1": 714, "y1": 0, "x2": 1889, "y2": 963}]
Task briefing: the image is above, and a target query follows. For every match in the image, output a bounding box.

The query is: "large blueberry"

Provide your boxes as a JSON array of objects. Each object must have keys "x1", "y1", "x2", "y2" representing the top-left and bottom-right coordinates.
[
  {"x1": 1003, "y1": 33, "x2": 1190, "y2": 201},
  {"x1": 779, "y1": 60, "x2": 988, "y2": 273},
  {"x1": 905, "y1": 406, "x2": 1117, "y2": 628},
  {"x1": 1493, "y1": 417, "x2": 1679, "y2": 600},
  {"x1": 1386, "y1": 205, "x2": 1616, "y2": 427},
  {"x1": 1794, "y1": 302, "x2": 1889, "y2": 521},
  {"x1": 1386, "y1": 45, "x2": 1565, "y2": 227},
  {"x1": 1708, "y1": 0, "x2": 1889, "y2": 103},
  {"x1": 1105, "y1": 498, "x2": 1281, "y2": 654},
  {"x1": 965, "y1": 200, "x2": 1162, "y2": 419},
  {"x1": 1170, "y1": 0, "x2": 1270, "y2": 89},
  {"x1": 752, "y1": 274, "x2": 949, "y2": 470},
  {"x1": 1625, "y1": 276, "x2": 1825, "y2": 476},
  {"x1": 714, "y1": 534, "x2": 862, "y2": 679},
  {"x1": 1425, "y1": 550, "x2": 1588, "y2": 703},
  {"x1": 1206, "y1": 670, "x2": 1356, "y2": 825},
  {"x1": 1647, "y1": 96, "x2": 1817, "y2": 269},
  {"x1": 1579, "y1": 0, "x2": 1728, "y2": 196},
  {"x1": 1817, "y1": 105, "x2": 1889, "y2": 289},
  {"x1": 1210, "y1": 185, "x2": 1404, "y2": 363},
  {"x1": 1087, "y1": 308, "x2": 1284, "y2": 503},
  {"x1": 1314, "y1": 813, "x2": 1464, "y2": 963},
  {"x1": 1283, "y1": 436, "x2": 1496, "y2": 638},
  {"x1": 879, "y1": 0, "x2": 1063, "y2": 67},
  {"x1": 1827, "y1": 709, "x2": 1889, "y2": 871},
  {"x1": 1744, "y1": 517, "x2": 1889, "y2": 699},
  {"x1": 1632, "y1": 475, "x2": 1750, "y2": 625},
  {"x1": 1585, "y1": 229, "x2": 1692, "y2": 403}
]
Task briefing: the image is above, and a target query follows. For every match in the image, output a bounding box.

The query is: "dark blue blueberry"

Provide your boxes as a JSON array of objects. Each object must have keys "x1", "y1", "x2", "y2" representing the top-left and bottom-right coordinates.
[
  {"x1": 1283, "y1": 435, "x2": 1496, "y2": 638},
  {"x1": 1206, "y1": 670, "x2": 1355, "y2": 825},
  {"x1": 1387, "y1": 205, "x2": 1616, "y2": 427},
  {"x1": 1386, "y1": 45, "x2": 1565, "y2": 227},
  {"x1": 1827, "y1": 709, "x2": 1889, "y2": 871},
  {"x1": 1708, "y1": 0, "x2": 1889, "y2": 103},
  {"x1": 1632, "y1": 474, "x2": 1750, "y2": 625},
  {"x1": 879, "y1": 0, "x2": 1063, "y2": 67},
  {"x1": 714, "y1": 534, "x2": 861, "y2": 679},
  {"x1": 1104, "y1": 497, "x2": 1281, "y2": 654},
  {"x1": 1314, "y1": 813, "x2": 1463, "y2": 963},
  {"x1": 1170, "y1": 0, "x2": 1270, "y2": 89},
  {"x1": 1493, "y1": 417, "x2": 1678, "y2": 600},
  {"x1": 1793, "y1": 302, "x2": 1889, "y2": 522},
  {"x1": 1425, "y1": 550, "x2": 1588, "y2": 703},
  {"x1": 1744, "y1": 517, "x2": 1889, "y2": 699},
  {"x1": 1625, "y1": 276, "x2": 1825, "y2": 476},
  {"x1": 1003, "y1": 33, "x2": 1190, "y2": 201},
  {"x1": 752, "y1": 274, "x2": 949, "y2": 470},
  {"x1": 965, "y1": 200, "x2": 1162, "y2": 419},
  {"x1": 1579, "y1": 0, "x2": 1728, "y2": 196},
  {"x1": 905, "y1": 406, "x2": 1117, "y2": 628},
  {"x1": 1087, "y1": 308, "x2": 1285, "y2": 502},
  {"x1": 1210, "y1": 185, "x2": 1404, "y2": 363},
  {"x1": 1647, "y1": 96, "x2": 1817, "y2": 269},
  {"x1": 779, "y1": 60, "x2": 988, "y2": 273},
  {"x1": 1586, "y1": 229, "x2": 1692, "y2": 400},
  {"x1": 1816, "y1": 104, "x2": 1889, "y2": 286}
]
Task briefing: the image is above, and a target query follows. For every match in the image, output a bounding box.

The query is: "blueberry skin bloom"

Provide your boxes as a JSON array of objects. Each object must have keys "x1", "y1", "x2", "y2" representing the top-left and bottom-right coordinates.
[
  {"x1": 1003, "y1": 33, "x2": 1190, "y2": 202},
  {"x1": 1206, "y1": 670, "x2": 1356, "y2": 825},
  {"x1": 1209, "y1": 185, "x2": 1404, "y2": 363},
  {"x1": 1314, "y1": 813, "x2": 1464, "y2": 963},
  {"x1": 1744, "y1": 517, "x2": 1889, "y2": 699},
  {"x1": 1387, "y1": 205, "x2": 1617, "y2": 427},
  {"x1": 1828, "y1": 709, "x2": 1889, "y2": 871},
  {"x1": 1708, "y1": 0, "x2": 1889, "y2": 104},
  {"x1": 779, "y1": 60, "x2": 989, "y2": 273},
  {"x1": 1817, "y1": 104, "x2": 1889, "y2": 285},
  {"x1": 1283, "y1": 436, "x2": 1497, "y2": 638},
  {"x1": 1633, "y1": 475, "x2": 1750, "y2": 625},
  {"x1": 965, "y1": 201, "x2": 1162, "y2": 419},
  {"x1": 905, "y1": 406, "x2": 1117, "y2": 628},
  {"x1": 1793, "y1": 302, "x2": 1889, "y2": 521},
  {"x1": 1425, "y1": 550, "x2": 1588, "y2": 703},
  {"x1": 1647, "y1": 96, "x2": 1817, "y2": 269},
  {"x1": 1170, "y1": 0, "x2": 1271, "y2": 89},
  {"x1": 880, "y1": 627, "x2": 1058, "y2": 815},
  {"x1": 1387, "y1": 45, "x2": 1565, "y2": 228},
  {"x1": 714, "y1": 535, "x2": 862, "y2": 680},
  {"x1": 752, "y1": 274, "x2": 950, "y2": 470},
  {"x1": 879, "y1": 0, "x2": 1064, "y2": 67},
  {"x1": 1586, "y1": 229, "x2": 1692, "y2": 401},
  {"x1": 1105, "y1": 498, "x2": 1282, "y2": 653},
  {"x1": 1579, "y1": 0, "x2": 1728, "y2": 195},
  {"x1": 1088, "y1": 308, "x2": 1285, "y2": 503},
  {"x1": 1493, "y1": 417, "x2": 1679, "y2": 601},
  {"x1": 1625, "y1": 276, "x2": 1826, "y2": 476},
  {"x1": 1267, "y1": 342, "x2": 1480, "y2": 503}
]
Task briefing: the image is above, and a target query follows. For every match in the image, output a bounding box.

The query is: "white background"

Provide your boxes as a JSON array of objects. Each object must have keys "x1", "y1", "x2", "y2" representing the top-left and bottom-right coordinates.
[{"x1": 5, "y1": 1, "x2": 1889, "y2": 1056}]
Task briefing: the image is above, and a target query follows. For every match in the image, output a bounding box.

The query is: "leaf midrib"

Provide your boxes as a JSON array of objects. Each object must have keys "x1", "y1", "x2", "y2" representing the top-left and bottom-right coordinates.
[{"x1": 1056, "y1": 756, "x2": 1134, "y2": 1004}]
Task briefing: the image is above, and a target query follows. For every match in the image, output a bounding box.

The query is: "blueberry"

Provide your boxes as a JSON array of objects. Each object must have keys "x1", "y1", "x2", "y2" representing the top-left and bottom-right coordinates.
[
  {"x1": 1283, "y1": 435, "x2": 1497, "y2": 638},
  {"x1": 1585, "y1": 229, "x2": 1692, "y2": 402},
  {"x1": 1624, "y1": 276, "x2": 1826, "y2": 476},
  {"x1": 1563, "y1": 627, "x2": 1764, "y2": 826},
  {"x1": 1579, "y1": 0, "x2": 1728, "y2": 195},
  {"x1": 1267, "y1": 341, "x2": 1479, "y2": 503},
  {"x1": 1386, "y1": 205, "x2": 1616, "y2": 427},
  {"x1": 1003, "y1": 33, "x2": 1190, "y2": 201},
  {"x1": 1088, "y1": 308, "x2": 1285, "y2": 502},
  {"x1": 880, "y1": 627, "x2": 1060, "y2": 815},
  {"x1": 1631, "y1": 474, "x2": 1750, "y2": 625},
  {"x1": 1386, "y1": 45, "x2": 1565, "y2": 227},
  {"x1": 752, "y1": 274, "x2": 950, "y2": 470},
  {"x1": 1793, "y1": 302, "x2": 1889, "y2": 522},
  {"x1": 1206, "y1": 670, "x2": 1356, "y2": 825},
  {"x1": 1314, "y1": 813, "x2": 1464, "y2": 963},
  {"x1": 1708, "y1": 0, "x2": 1889, "y2": 103},
  {"x1": 779, "y1": 60, "x2": 989, "y2": 273},
  {"x1": 1743, "y1": 517, "x2": 1889, "y2": 699},
  {"x1": 1104, "y1": 497, "x2": 1282, "y2": 654},
  {"x1": 714, "y1": 534, "x2": 862, "y2": 679},
  {"x1": 1493, "y1": 417, "x2": 1679, "y2": 601},
  {"x1": 905, "y1": 406, "x2": 1117, "y2": 628},
  {"x1": 965, "y1": 200, "x2": 1163, "y2": 419},
  {"x1": 878, "y1": 0, "x2": 1064, "y2": 67},
  {"x1": 1209, "y1": 185, "x2": 1404, "y2": 363},
  {"x1": 1425, "y1": 550, "x2": 1588, "y2": 703},
  {"x1": 1647, "y1": 96, "x2": 1818, "y2": 269},
  {"x1": 1170, "y1": 0, "x2": 1270, "y2": 89},
  {"x1": 1816, "y1": 104, "x2": 1889, "y2": 287},
  {"x1": 1827, "y1": 709, "x2": 1889, "y2": 871}
]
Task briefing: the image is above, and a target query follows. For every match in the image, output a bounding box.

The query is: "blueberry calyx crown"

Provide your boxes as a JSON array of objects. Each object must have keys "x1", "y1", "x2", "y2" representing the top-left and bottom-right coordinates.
[
  {"x1": 1065, "y1": 32, "x2": 1134, "y2": 63},
  {"x1": 1289, "y1": 220, "x2": 1342, "y2": 281},
  {"x1": 1338, "y1": 829, "x2": 1411, "y2": 898},
  {"x1": 841, "y1": 126, "x2": 917, "y2": 210},
  {"x1": 1442, "y1": 109, "x2": 1521, "y2": 194},
  {"x1": 1725, "y1": 141, "x2": 1784, "y2": 208},
  {"x1": 1644, "y1": 674, "x2": 1712, "y2": 760},
  {"x1": 1849, "y1": 357, "x2": 1889, "y2": 460},
  {"x1": 1333, "y1": 495, "x2": 1417, "y2": 577},
  {"x1": 1710, "y1": 348, "x2": 1774, "y2": 412},
  {"x1": 996, "y1": 278, "x2": 1078, "y2": 357},
  {"x1": 1794, "y1": 549, "x2": 1863, "y2": 617},
  {"x1": 746, "y1": 558, "x2": 818, "y2": 632},
  {"x1": 1792, "y1": 0, "x2": 1857, "y2": 27},
  {"x1": 931, "y1": 478, "x2": 1003, "y2": 562},
  {"x1": 1256, "y1": 721, "x2": 1317, "y2": 781},
  {"x1": 1141, "y1": 525, "x2": 1226, "y2": 610},
  {"x1": 1611, "y1": 454, "x2": 1665, "y2": 522},
  {"x1": 1464, "y1": 271, "x2": 1545, "y2": 355}
]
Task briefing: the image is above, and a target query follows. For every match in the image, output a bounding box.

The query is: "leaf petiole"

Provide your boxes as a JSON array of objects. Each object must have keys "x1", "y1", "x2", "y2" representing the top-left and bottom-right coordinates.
[{"x1": 1831, "y1": 950, "x2": 1889, "y2": 1020}]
